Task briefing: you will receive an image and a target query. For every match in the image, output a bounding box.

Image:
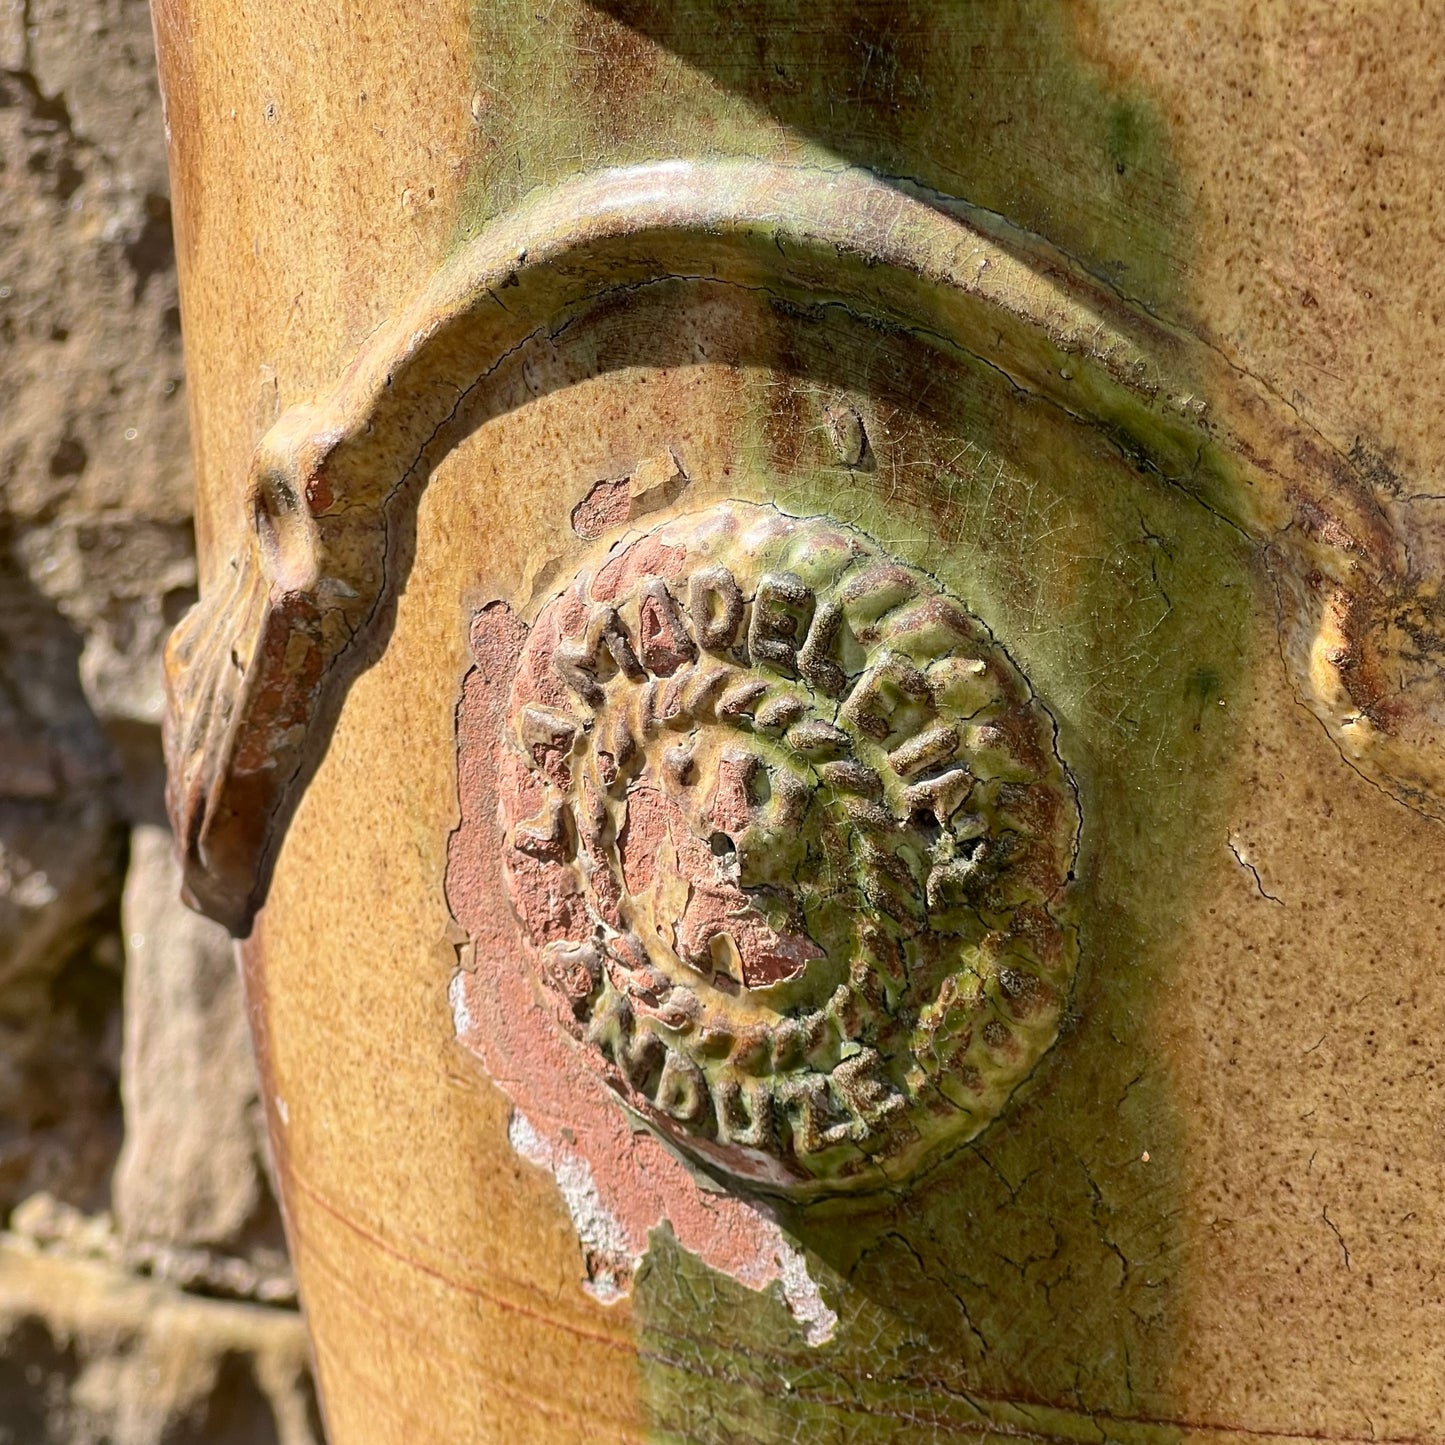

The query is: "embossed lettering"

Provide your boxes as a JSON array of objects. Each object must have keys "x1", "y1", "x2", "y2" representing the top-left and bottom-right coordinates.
[
  {"x1": 655, "y1": 1050, "x2": 708, "y2": 1123},
  {"x1": 839, "y1": 650, "x2": 931, "y2": 743},
  {"x1": 797, "y1": 599, "x2": 847, "y2": 697},
  {"x1": 831, "y1": 1048, "x2": 906, "y2": 1135},
  {"x1": 638, "y1": 578, "x2": 696, "y2": 676},
  {"x1": 495, "y1": 501, "x2": 1078, "y2": 1196},
  {"x1": 688, "y1": 566, "x2": 743, "y2": 652},
  {"x1": 554, "y1": 605, "x2": 644, "y2": 705},
  {"x1": 712, "y1": 1076, "x2": 774, "y2": 1150},
  {"x1": 587, "y1": 993, "x2": 665, "y2": 1092},
  {"x1": 774, "y1": 1073, "x2": 835, "y2": 1156},
  {"x1": 748, "y1": 572, "x2": 813, "y2": 672}
]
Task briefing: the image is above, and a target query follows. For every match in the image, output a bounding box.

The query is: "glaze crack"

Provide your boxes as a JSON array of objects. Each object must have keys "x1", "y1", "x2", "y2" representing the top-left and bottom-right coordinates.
[
  {"x1": 1227, "y1": 838, "x2": 1283, "y2": 905},
  {"x1": 1322, "y1": 1204, "x2": 1352, "y2": 1271}
]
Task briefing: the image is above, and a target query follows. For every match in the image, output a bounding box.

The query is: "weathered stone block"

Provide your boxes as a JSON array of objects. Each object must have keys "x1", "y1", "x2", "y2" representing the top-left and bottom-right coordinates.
[
  {"x1": 113, "y1": 825, "x2": 282, "y2": 1261},
  {"x1": 0, "y1": 1240, "x2": 319, "y2": 1445}
]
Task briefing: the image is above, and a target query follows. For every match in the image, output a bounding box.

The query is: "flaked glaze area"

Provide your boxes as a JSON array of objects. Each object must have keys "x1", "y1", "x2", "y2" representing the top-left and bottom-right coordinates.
[{"x1": 495, "y1": 503, "x2": 1078, "y2": 1194}]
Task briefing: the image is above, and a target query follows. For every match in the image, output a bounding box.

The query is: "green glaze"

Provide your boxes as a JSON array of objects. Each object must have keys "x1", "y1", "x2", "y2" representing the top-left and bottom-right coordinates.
[{"x1": 622, "y1": 313, "x2": 1253, "y2": 1437}]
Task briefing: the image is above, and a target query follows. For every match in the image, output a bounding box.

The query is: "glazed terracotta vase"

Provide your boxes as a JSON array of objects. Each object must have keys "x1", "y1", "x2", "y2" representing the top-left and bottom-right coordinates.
[{"x1": 157, "y1": 4, "x2": 1445, "y2": 1441}]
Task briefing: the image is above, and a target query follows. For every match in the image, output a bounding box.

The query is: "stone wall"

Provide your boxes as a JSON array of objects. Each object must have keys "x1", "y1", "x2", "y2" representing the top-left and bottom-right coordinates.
[{"x1": 0, "y1": 1, "x2": 319, "y2": 1439}]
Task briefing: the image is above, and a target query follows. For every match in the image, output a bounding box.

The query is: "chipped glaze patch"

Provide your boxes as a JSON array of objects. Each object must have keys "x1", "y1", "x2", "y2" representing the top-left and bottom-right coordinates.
[
  {"x1": 463, "y1": 502, "x2": 1079, "y2": 1207},
  {"x1": 505, "y1": 1109, "x2": 639, "y2": 1305},
  {"x1": 451, "y1": 948, "x2": 838, "y2": 1339}
]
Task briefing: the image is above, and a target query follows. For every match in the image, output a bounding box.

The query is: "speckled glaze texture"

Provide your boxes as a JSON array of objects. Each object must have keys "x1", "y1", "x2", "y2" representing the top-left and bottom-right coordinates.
[{"x1": 156, "y1": 4, "x2": 1445, "y2": 1442}]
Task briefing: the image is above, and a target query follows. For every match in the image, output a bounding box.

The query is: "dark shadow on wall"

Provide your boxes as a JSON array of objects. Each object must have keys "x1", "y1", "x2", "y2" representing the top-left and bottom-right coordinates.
[
  {"x1": 163, "y1": 1350, "x2": 281, "y2": 1445},
  {"x1": 0, "y1": 530, "x2": 125, "y2": 1221},
  {"x1": 0, "y1": 1317, "x2": 83, "y2": 1444}
]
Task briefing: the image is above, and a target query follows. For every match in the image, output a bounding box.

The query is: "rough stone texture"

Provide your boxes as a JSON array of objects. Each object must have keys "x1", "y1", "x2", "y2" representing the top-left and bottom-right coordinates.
[
  {"x1": 0, "y1": 556, "x2": 124, "y2": 1216},
  {"x1": 0, "y1": 1239, "x2": 319, "y2": 1445},
  {"x1": 0, "y1": 0, "x2": 317, "y2": 1437},
  {"x1": 0, "y1": 0, "x2": 191, "y2": 547},
  {"x1": 113, "y1": 826, "x2": 288, "y2": 1266}
]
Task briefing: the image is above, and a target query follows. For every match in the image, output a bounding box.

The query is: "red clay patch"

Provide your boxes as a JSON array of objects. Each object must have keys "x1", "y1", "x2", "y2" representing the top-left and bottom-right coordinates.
[
  {"x1": 570, "y1": 476, "x2": 630, "y2": 540},
  {"x1": 446, "y1": 601, "x2": 827, "y2": 1319}
]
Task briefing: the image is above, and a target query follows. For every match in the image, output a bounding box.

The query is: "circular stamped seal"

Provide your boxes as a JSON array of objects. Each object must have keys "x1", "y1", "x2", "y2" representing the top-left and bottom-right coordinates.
[{"x1": 497, "y1": 502, "x2": 1078, "y2": 1195}]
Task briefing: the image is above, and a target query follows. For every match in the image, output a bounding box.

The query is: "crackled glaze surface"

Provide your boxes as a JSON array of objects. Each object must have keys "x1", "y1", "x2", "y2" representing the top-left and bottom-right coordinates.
[
  {"x1": 494, "y1": 503, "x2": 1077, "y2": 1193},
  {"x1": 157, "y1": 4, "x2": 1445, "y2": 1441}
]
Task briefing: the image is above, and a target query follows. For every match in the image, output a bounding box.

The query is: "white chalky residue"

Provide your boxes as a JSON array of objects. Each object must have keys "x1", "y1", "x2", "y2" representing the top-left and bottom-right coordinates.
[
  {"x1": 773, "y1": 1236, "x2": 839, "y2": 1347},
  {"x1": 507, "y1": 1111, "x2": 637, "y2": 1305},
  {"x1": 467, "y1": 948, "x2": 837, "y2": 1341},
  {"x1": 448, "y1": 972, "x2": 474, "y2": 1037},
  {"x1": 505, "y1": 1109, "x2": 837, "y2": 1345}
]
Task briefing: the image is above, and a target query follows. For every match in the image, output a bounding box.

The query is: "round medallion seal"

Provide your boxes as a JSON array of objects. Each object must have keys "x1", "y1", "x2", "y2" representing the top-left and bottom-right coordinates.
[{"x1": 497, "y1": 502, "x2": 1078, "y2": 1195}]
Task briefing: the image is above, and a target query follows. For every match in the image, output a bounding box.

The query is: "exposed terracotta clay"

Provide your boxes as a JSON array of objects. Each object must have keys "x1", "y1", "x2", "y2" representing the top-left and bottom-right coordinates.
[
  {"x1": 569, "y1": 451, "x2": 691, "y2": 542},
  {"x1": 446, "y1": 599, "x2": 835, "y2": 1337},
  {"x1": 570, "y1": 477, "x2": 630, "y2": 541}
]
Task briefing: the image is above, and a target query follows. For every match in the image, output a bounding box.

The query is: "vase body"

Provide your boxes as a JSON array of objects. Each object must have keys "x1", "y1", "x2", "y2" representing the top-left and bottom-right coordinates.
[{"x1": 156, "y1": 5, "x2": 1445, "y2": 1442}]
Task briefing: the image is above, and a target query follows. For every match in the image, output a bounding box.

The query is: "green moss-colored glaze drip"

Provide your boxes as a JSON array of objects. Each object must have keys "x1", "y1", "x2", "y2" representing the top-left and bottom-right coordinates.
[
  {"x1": 630, "y1": 357, "x2": 1252, "y2": 1434},
  {"x1": 637, "y1": 1222, "x2": 1196, "y2": 1445}
]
